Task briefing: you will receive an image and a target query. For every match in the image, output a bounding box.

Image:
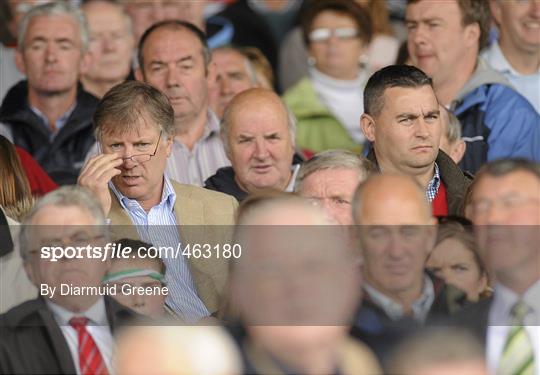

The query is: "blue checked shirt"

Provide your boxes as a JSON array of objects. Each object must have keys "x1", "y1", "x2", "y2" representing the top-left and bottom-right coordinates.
[
  {"x1": 110, "y1": 177, "x2": 209, "y2": 322},
  {"x1": 425, "y1": 163, "x2": 441, "y2": 203}
]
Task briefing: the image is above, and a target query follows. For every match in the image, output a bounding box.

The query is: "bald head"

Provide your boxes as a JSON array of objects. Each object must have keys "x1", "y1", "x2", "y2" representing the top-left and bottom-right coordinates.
[
  {"x1": 221, "y1": 88, "x2": 296, "y2": 194},
  {"x1": 353, "y1": 174, "x2": 434, "y2": 225}
]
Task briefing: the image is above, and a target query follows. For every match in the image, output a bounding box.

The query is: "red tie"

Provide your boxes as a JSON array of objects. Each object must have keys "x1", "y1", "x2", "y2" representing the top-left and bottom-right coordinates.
[{"x1": 69, "y1": 317, "x2": 109, "y2": 375}]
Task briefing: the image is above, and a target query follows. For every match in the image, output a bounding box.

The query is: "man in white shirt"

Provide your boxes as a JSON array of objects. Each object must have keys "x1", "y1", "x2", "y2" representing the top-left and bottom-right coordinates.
[
  {"x1": 483, "y1": 0, "x2": 540, "y2": 113},
  {"x1": 0, "y1": 186, "x2": 139, "y2": 375},
  {"x1": 466, "y1": 158, "x2": 540, "y2": 375}
]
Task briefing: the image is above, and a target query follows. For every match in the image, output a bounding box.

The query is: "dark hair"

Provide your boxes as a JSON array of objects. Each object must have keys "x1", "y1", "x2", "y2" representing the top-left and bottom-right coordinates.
[
  {"x1": 407, "y1": 0, "x2": 491, "y2": 50},
  {"x1": 364, "y1": 64, "x2": 433, "y2": 117},
  {"x1": 0, "y1": 135, "x2": 32, "y2": 209},
  {"x1": 301, "y1": 0, "x2": 373, "y2": 46},
  {"x1": 93, "y1": 80, "x2": 175, "y2": 138},
  {"x1": 137, "y1": 20, "x2": 210, "y2": 73}
]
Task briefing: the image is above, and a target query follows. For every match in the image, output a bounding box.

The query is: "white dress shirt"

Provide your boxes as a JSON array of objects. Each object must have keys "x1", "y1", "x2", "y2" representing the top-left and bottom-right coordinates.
[
  {"x1": 487, "y1": 280, "x2": 540, "y2": 375},
  {"x1": 46, "y1": 298, "x2": 114, "y2": 375}
]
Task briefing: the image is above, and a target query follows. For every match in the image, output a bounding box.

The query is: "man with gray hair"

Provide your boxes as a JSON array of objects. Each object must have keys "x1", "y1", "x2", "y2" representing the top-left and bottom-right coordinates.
[
  {"x1": 0, "y1": 186, "x2": 139, "y2": 375},
  {"x1": 0, "y1": 1, "x2": 98, "y2": 185},
  {"x1": 205, "y1": 88, "x2": 299, "y2": 201},
  {"x1": 209, "y1": 46, "x2": 259, "y2": 119},
  {"x1": 295, "y1": 149, "x2": 374, "y2": 225}
]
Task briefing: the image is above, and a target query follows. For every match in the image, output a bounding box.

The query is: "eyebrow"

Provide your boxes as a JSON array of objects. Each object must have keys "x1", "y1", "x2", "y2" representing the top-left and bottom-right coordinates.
[
  {"x1": 396, "y1": 112, "x2": 420, "y2": 120},
  {"x1": 405, "y1": 16, "x2": 445, "y2": 23},
  {"x1": 148, "y1": 55, "x2": 194, "y2": 66}
]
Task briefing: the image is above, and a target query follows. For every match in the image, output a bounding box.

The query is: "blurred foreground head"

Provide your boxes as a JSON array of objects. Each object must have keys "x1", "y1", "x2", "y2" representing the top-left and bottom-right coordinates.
[
  {"x1": 115, "y1": 325, "x2": 242, "y2": 375},
  {"x1": 231, "y1": 193, "x2": 364, "y2": 373},
  {"x1": 388, "y1": 328, "x2": 488, "y2": 375}
]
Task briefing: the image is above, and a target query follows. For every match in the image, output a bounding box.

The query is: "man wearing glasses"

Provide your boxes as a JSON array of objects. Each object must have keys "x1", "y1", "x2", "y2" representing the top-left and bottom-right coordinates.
[{"x1": 78, "y1": 81, "x2": 238, "y2": 323}]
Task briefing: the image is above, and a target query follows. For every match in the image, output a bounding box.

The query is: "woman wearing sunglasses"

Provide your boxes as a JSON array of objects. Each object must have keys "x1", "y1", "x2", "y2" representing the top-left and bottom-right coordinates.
[{"x1": 283, "y1": 0, "x2": 373, "y2": 156}]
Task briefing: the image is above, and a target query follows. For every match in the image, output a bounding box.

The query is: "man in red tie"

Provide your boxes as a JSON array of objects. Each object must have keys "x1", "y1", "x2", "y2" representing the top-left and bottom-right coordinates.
[{"x1": 0, "y1": 186, "x2": 140, "y2": 375}]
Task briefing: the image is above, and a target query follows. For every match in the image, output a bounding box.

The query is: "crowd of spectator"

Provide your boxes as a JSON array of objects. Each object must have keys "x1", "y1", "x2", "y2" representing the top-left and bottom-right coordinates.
[{"x1": 0, "y1": 0, "x2": 538, "y2": 374}]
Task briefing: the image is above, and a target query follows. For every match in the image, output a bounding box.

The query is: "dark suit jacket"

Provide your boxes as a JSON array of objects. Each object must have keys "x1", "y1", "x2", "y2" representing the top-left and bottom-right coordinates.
[
  {"x1": 0, "y1": 297, "x2": 140, "y2": 374},
  {"x1": 450, "y1": 296, "x2": 492, "y2": 346}
]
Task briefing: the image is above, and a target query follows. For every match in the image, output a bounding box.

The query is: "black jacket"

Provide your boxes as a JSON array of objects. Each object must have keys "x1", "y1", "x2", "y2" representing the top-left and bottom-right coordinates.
[
  {"x1": 0, "y1": 297, "x2": 140, "y2": 375},
  {"x1": 0, "y1": 80, "x2": 98, "y2": 185},
  {"x1": 367, "y1": 149, "x2": 472, "y2": 216},
  {"x1": 204, "y1": 166, "x2": 248, "y2": 202}
]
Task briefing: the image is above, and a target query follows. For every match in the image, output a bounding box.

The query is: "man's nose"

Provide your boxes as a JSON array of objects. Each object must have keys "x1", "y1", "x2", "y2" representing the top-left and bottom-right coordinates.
[
  {"x1": 414, "y1": 118, "x2": 431, "y2": 139},
  {"x1": 45, "y1": 44, "x2": 58, "y2": 63},
  {"x1": 254, "y1": 138, "x2": 270, "y2": 159}
]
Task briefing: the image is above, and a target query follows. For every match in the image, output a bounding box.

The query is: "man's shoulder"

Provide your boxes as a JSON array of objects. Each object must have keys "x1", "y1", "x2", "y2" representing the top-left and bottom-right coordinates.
[{"x1": 171, "y1": 180, "x2": 237, "y2": 206}]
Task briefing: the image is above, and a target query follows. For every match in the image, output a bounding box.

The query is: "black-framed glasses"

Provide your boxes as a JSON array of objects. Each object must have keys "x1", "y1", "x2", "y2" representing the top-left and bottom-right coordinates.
[{"x1": 122, "y1": 131, "x2": 162, "y2": 164}]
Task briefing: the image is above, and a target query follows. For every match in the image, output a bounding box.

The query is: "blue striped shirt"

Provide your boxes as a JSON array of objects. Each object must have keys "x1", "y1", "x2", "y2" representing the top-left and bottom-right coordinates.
[{"x1": 109, "y1": 177, "x2": 209, "y2": 322}]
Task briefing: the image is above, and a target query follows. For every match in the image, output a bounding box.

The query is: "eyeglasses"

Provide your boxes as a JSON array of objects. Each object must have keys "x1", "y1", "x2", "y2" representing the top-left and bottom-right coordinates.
[
  {"x1": 308, "y1": 27, "x2": 359, "y2": 43},
  {"x1": 121, "y1": 131, "x2": 162, "y2": 164}
]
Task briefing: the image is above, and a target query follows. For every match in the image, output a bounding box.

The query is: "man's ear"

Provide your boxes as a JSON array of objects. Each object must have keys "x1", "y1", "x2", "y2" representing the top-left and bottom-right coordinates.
[
  {"x1": 489, "y1": 0, "x2": 502, "y2": 26},
  {"x1": 15, "y1": 50, "x2": 27, "y2": 75},
  {"x1": 135, "y1": 67, "x2": 144, "y2": 82},
  {"x1": 79, "y1": 51, "x2": 92, "y2": 75},
  {"x1": 206, "y1": 61, "x2": 217, "y2": 87},
  {"x1": 165, "y1": 134, "x2": 173, "y2": 157},
  {"x1": 450, "y1": 139, "x2": 466, "y2": 164},
  {"x1": 23, "y1": 260, "x2": 38, "y2": 287},
  {"x1": 360, "y1": 113, "x2": 376, "y2": 142},
  {"x1": 464, "y1": 22, "x2": 481, "y2": 49}
]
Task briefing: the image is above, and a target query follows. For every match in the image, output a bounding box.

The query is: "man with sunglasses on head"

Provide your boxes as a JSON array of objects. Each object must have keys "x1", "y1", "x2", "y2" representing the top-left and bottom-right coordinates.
[{"x1": 78, "y1": 81, "x2": 238, "y2": 323}]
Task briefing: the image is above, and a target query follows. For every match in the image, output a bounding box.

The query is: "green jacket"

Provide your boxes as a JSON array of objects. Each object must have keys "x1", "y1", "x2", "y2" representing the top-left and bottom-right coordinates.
[{"x1": 283, "y1": 78, "x2": 363, "y2": 154}]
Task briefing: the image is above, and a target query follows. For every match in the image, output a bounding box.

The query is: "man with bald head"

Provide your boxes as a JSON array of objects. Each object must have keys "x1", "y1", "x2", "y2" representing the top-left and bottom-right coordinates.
[
  {"x1": 204, "y1": 88, "x2": 299, "y2": 201},
  {"x1": 352, "y1": 173, "x2": 443, "y2": 327}
]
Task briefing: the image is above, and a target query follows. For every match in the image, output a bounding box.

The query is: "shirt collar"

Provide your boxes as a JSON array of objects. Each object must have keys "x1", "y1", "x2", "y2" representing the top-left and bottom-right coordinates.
[
  {"x1": 491, "y1": 280, "x2": 540, "y2": 325},
  {"x1": 425, "y1": 163, "x2": 441, "y2": 203},
  {"x1": 173, "y1": 110, "x2": 220, "y2": 148},
  {"x1": 46, "y1": 297, "x2": 108, "y2": 326},
  {"x1": 364, "y1": 275, "x2": 435, "y2": 322},
  {"x1": 285, "y1": 164, "x2": 301, "y2": 192},
  {"x1": 30, "y1": 102, "x2": 76, "y2": 132},
  {"x1": 485, "y1": 41, "x2": 539, "y2": 76},
  {"x1": 109, "y1": 176, "x2": 176, "y2": 214}
]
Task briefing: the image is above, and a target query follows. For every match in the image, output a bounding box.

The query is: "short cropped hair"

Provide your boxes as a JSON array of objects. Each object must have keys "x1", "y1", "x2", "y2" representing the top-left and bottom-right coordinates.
[
  {"x1": 18, "y1": 1, "x2": 90, "y2": 52},
  {"x1": 19, "y1": 186, "x2": 107, "y2": 260},
  {"x1": 473, "y1": 159, "x2": 540, "y2": 186},
  {"x1": 443, "y1": 107, "x2": 462, "y2": 144},
  {"x1": 220, "y1": 95, "x2": 297, "y2": 153},
  {"x1": 138, "y1": 20, "x2": 211, "y2": 73},
  {"x1": 295, "y1": 150, "x2": 375, "y2": 192},
  {"x1": 301, "y1": 0, "x2": 373, "y2": 46},
  {"x1": 93, "y1": 81, "x2": 175, "y2": 139},
  {"x1": 364, "y1": 64, "x2": 433, "y2": 117},
  {"x1": 407, "y1": 0, "x2": 491, "y2": 50}
]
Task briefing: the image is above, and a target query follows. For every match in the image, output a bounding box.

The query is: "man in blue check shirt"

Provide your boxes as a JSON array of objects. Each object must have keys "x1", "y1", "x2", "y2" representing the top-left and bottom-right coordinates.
[{"x1": 78, "y1": 81, "x2": 237, "y2": 322}]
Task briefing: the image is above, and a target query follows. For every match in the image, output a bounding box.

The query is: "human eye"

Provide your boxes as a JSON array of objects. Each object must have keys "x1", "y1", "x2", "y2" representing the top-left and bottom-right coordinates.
[
  {"x1": 451, "y1": 264, "x2": 469, "y2": 272},
  {"x1": 332, "y1": 197, "x2": 350, "y2": 206},
  {"x1": 265, "y1": 133, "x2": 281, "y2": 142},
  {"x1": 405, "y1": 21, "x2": 417, "y2": 31},
  {"x1": 398, "y1": 117, "x2": 414, "y2": 126},
  {"x1": 58, "y1": 41, "x2": 74, "y2": 50},
  {"x1": 401, "y1": 225, "x2": 420, "y2": 238},
  {"x1": 238, "y1": 136, "x2": 253, "y2": 144},
  {"x1": 425, "y1": 113, "x2": 439, "y2": 122}
]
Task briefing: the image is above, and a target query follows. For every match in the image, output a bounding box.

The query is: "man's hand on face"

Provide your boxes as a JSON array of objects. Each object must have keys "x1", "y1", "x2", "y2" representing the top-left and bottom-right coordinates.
[{"x1": 77, "y1": 154, "x2": 123, "y2": 216}]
